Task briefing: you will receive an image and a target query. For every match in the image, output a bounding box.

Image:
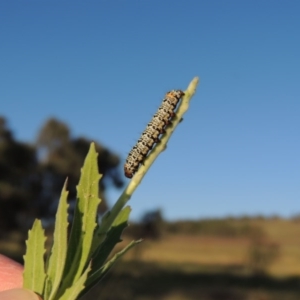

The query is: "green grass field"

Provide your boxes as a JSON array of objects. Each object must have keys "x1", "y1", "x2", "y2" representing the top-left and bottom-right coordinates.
[
  {"x1": 125, "y1": 219, "x2": 300, "y2": 277},
  {"x1": 82, "y1": 218, "x2": 300, "y2": 300}
]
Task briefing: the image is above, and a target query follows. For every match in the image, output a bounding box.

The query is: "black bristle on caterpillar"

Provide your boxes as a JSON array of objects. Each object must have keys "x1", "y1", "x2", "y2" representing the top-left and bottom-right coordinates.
[{"x1": 124, "y1": 90, "x2": 185, "y2": 178}]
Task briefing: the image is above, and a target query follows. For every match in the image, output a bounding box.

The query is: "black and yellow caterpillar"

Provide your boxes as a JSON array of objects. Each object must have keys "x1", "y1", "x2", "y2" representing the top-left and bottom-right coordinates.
[{"x1": 124, "y1": 90, "x2": 185, "y2": 178}]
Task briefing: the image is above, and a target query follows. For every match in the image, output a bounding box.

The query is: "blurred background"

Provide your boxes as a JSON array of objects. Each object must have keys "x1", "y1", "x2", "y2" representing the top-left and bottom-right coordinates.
[{"x1": 1, "y1": 1, "x2": 299, "y2": 299}]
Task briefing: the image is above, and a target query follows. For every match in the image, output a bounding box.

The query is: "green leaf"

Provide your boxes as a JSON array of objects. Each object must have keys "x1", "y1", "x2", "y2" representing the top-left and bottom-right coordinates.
[
  {"x1": 60, "y1": 143, "x2": 101, "y2": 291},
  {"x1": 59, "y1": 262, "x2": 92, "y2": 300},
  {"x1": 44, "y1": 180, "x2": 69, "y2": 300},
  {"x1": 91, "y1": 206, "x2": 132, "y2": 271},
  {"x1": 92, "y1": 206, "x2": 131, "y2": 252},
  {"x1": 23, "y1": 219, "x2": 47, "y2": 296},
  {"x1": 84, "y1": 239, "x2": 141, "y2": 294}
]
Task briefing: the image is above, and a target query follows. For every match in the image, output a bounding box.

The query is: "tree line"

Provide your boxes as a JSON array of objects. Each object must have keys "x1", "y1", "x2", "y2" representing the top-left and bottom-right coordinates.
[{"x1": 0, "y1": 116, "x2": 124, "y2": 236}]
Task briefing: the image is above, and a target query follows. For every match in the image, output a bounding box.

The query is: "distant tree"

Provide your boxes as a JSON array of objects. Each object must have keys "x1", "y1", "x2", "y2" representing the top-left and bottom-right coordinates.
[
  {"x1": 0, "y1": 117, "x2": 40, "y2": 232},
  {"x1": 140, "y1": 209, "x2": 164, "y2": 240},
  {"x1": 246, "y1": 226, "x2": 280, "y2": 275},
  {"x1": 0, "y1": 116, "x2": 124, "y2": 236}
]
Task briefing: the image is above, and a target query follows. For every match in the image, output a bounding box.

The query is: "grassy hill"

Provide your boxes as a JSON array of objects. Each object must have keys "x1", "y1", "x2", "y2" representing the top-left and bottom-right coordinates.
[
  {"x1": 123, "y1": 218, "x2": 300, "y2": 276},
  {"x1": 82, "y1": 217, "x2": 300, "y2": 300}
]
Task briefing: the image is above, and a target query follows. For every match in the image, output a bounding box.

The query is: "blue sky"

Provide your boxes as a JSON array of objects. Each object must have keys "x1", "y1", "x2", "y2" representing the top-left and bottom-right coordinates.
[{"x1": 1, "y1": 1, "x2": 299, "y2": 221}]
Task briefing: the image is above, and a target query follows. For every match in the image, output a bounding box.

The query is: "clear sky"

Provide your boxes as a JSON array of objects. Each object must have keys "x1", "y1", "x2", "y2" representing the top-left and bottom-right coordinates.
[{"x1": 1, "y1": 1, "x2": 299, "y2": 221}]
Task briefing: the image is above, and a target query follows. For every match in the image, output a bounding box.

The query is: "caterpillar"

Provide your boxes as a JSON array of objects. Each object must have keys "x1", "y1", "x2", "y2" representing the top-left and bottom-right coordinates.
[{"x1": 124, "y1": 90, "x2": 185, "y2": 178}]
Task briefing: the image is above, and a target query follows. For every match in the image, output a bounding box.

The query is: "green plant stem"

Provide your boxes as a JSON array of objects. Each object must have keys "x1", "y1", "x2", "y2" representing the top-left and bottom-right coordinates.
[{"x1": 98, "y1": 76, "x2": 200, "y2": 239}]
